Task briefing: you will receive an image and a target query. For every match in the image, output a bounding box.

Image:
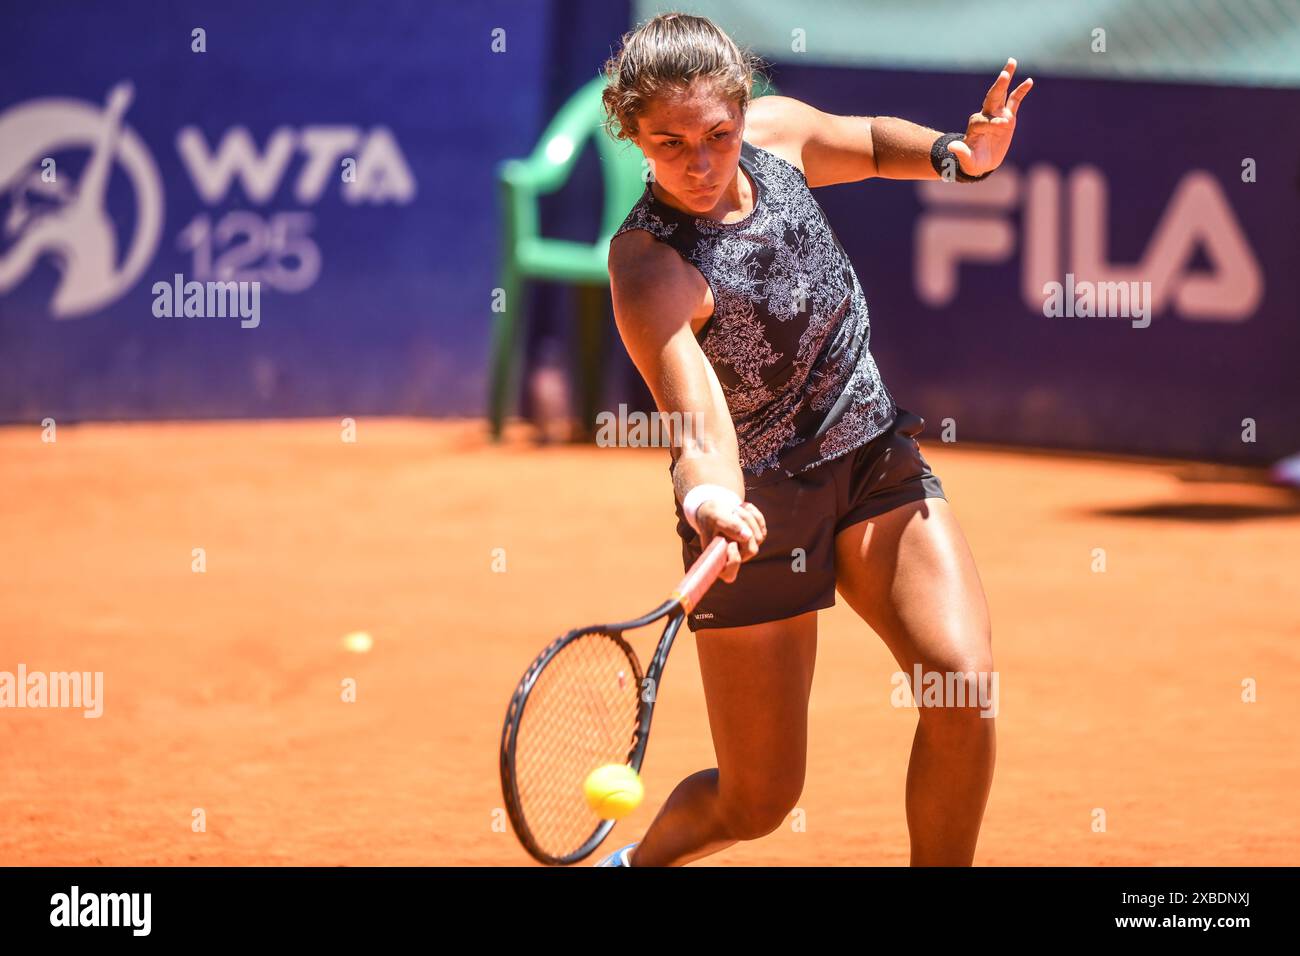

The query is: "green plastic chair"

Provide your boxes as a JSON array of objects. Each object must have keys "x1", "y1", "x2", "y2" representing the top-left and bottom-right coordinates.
[
  {"x1": 487, "y1": 73, "x2": 776, "y2": 440},
  {"x1": 488, "y1": 75, "x2": 645, "y2": 441}
]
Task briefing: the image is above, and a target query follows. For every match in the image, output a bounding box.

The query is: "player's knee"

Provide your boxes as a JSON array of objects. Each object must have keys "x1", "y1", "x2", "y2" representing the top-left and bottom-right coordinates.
[
  {"x1": 723, "y1": 789, "x2": 802, "y2": 841},
  {"x1": 913, "y1": 649, "x2": 998, "y2": 728}
]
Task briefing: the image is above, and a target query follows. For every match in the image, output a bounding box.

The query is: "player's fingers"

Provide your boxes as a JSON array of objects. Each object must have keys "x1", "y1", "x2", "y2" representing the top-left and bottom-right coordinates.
[
  {"x1": 741, "y1": 501, "x2": 767, "y2": 540},
  {"x1": 948, "y1": 138, "x2": 974, "y2": 159},
  {"x1": 716, "y1": 507, "x2": 761, "y2": 559},
  {"x1": 703, "y1": 499, "x2": 751, "y2": 537},
  {"x1": 698, "y1": 499, "x2": 750, "y2": 538},
  {"x1": 697, "y1": 499, "x2": 765, "y2": 564},
  {"x1": 1008, "y1": 77, "x2": 1033, "y2": 114},
  {"x1": 981, "y1": 69, "x2": 1011, "y2": 117}
]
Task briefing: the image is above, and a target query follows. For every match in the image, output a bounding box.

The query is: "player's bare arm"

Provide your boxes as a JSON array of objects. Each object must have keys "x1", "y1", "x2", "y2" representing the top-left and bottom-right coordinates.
[
  {"x1": 745, "y1": 58, "x2": 1033, "y2": 186},
  {"x1": 607, "y1": 230, "x2": 767, "y2": 582}
]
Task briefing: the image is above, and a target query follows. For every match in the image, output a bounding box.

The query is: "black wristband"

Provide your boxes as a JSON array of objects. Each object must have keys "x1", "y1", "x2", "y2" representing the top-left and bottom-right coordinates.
[{"x1": 930, "y1": 132, "x2": 992, "y2": 183}]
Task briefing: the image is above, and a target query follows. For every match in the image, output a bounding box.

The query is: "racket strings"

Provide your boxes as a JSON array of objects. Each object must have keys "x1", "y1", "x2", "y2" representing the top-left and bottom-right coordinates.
[{"x1": 513, "y1": 632, "x2": 642, "y2": 858}]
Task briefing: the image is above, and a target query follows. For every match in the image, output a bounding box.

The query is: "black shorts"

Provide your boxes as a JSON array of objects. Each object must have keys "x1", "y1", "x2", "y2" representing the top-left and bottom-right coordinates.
[{"x1": 671, "y1": 407, "x2": 947, "y2": 632}]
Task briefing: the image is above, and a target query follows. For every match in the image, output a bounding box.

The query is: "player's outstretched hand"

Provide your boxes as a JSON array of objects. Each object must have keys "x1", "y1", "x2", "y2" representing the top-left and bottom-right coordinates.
[{"x1": 947, "y1": 57, "x2": 1033, "y2": 177}]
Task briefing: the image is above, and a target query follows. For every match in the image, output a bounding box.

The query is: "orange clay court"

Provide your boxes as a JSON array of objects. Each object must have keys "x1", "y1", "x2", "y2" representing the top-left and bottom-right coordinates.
[{"x1": 1, "y1": 418, "x2": 1297, "y2": 866}]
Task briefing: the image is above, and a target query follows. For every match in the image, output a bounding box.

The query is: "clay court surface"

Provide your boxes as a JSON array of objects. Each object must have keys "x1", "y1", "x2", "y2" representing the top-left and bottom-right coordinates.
[{"x1": 2, "y1": 418, "x2": 1297, "y2": 866}]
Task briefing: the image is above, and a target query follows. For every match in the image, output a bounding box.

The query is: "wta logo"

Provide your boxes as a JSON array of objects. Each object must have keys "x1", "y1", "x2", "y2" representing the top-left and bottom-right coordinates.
[
  {"x1": 0, "y1": 80, "x2": 417, "y2": 319},
  {"x1": 0, "y1": 81, "x2": 164, "y2": 317}
]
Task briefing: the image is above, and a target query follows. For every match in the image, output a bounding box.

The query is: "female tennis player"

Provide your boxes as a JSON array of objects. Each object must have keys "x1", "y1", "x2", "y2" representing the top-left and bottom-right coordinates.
[{"x1": 595, "y1": 13, "x2": 1032, "y2": 867}]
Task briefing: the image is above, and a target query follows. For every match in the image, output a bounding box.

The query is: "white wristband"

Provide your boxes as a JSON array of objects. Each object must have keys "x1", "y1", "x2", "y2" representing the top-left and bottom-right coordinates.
[{"x1": 682, "y1": 484, "x2": 742, "y2": 535}]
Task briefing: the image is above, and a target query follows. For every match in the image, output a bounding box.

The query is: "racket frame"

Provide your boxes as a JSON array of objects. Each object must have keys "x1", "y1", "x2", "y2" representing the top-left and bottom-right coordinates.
[
  {"x1": 499, "y1": 597, "x2": 681, "y2": 865},
  {"x1": 499, "y1": 536, "x2": 730, "y2": 865}
]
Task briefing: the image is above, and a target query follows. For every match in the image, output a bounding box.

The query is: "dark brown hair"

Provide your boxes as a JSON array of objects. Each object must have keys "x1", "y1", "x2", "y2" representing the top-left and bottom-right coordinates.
[{"x1": 600, "y1": 12, "x2": 766, "y2": 142}]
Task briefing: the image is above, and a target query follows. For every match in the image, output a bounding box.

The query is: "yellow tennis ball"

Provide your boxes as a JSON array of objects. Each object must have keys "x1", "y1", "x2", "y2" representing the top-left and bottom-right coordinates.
[
  {"x1": 583, "y1": 764, "x2": 644, "y2": 819},
  {"x1": 342, "y1": 631, "x2": 373, "y2": 653}
]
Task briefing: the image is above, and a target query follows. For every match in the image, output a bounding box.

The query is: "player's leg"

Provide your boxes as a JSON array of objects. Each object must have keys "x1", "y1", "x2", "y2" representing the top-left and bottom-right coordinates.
[
  {"x1": 835, "y1": 497, "x2": 995, "y2": 866},
  {"x1": 630, "y1": 610, "x2": 817, "y2": 866}
]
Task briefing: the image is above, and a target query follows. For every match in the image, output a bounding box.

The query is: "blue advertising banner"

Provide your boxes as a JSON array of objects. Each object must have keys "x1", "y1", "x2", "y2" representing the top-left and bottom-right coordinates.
[
  {"x1": 2, "y1": 3, "x2": 1296, "y2": 464},
  {"x1": 0, "y1": 0, "x2": 570, "y2": 420}
]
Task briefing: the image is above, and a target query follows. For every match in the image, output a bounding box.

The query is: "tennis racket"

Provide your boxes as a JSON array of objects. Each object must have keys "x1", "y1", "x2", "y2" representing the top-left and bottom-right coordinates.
[{"x1": 499, "y1": 535, "x2": 731, "y2": 866}]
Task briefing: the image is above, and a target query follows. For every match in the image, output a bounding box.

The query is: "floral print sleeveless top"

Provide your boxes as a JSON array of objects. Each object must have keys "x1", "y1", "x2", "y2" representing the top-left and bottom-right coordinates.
[{"x1": 613, "y1": 139, "x2": 897, "y2": 489}]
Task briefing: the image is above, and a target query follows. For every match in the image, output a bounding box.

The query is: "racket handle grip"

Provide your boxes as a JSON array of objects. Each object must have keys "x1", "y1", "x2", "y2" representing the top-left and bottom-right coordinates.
[{"x1": 670, "y1": 535, "x2": 731, "y2": 615}]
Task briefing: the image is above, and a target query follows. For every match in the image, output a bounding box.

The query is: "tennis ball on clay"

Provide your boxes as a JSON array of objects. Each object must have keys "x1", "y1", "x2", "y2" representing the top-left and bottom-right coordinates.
[{"x1": 583, "y1": 764, "x2": 644, "y2": 820}]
